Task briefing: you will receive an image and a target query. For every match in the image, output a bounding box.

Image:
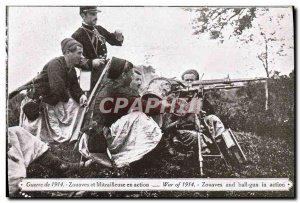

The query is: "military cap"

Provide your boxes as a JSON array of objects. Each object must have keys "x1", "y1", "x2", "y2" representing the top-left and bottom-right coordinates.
[
  {"x1": 61, "y1": 38, "x2": 82, "y2": 54},
  {"x1": 107, "y1": 57, "x2": 133, "y2": 79},
  {"x1": 80, "y1": 6, "x2": 101, "y2": 14},
  {"x1": 181, "y1": 69, "x2": 200, "y2": 80}
]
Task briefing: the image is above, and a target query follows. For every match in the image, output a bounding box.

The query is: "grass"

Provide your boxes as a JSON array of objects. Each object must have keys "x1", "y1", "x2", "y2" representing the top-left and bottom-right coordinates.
[{"x1": 25, "y1": 131, "x2": 295, "y2": 198}]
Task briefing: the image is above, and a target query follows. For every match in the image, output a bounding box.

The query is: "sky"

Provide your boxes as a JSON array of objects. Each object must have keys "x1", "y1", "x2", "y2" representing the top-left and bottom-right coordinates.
[{"x1": 7, "y1": 6, "x2": 294, "y2": 92}]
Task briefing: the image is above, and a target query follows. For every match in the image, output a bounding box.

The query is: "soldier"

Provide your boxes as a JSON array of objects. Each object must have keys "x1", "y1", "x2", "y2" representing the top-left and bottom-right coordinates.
[
  {"x1": 170, "y1": 69, "x2": 226, "y2": 154},
  {"x1": 181, "y1": 69, "x2": 200, "y2": 83},
  {"x1": 130, "y1": 68, "x2": 143, "y2": 94},
  {"x1": 181, "y1": 69, "x2": 224, "y2": 135},
  {"x1": 79, "y1": 57, "x2": 171, "y2": 168},
  {"x1": 30, "y1": 38, "x2": 87, "y2": 106},
  {"x1": 181, "y1": 69, "x2": 214, "y2": 115},
  {"x1": 20, "y1": 38, "x2": 87, "y2": 143},
  {"x1": 8, "y1": 126, "x2": 87, "y2": 197},
  {"x1": 72, "y1": 6, "x2": 124, "y2": 90}
]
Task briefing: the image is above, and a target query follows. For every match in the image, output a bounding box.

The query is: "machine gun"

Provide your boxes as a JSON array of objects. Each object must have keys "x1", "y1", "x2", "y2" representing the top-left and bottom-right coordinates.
[
  {"x1": 166, "y1": 76, "x2": 267, "y2": 176},
  {"x1": 170, "y1": 76, "x2": 267, "y2": 98}
]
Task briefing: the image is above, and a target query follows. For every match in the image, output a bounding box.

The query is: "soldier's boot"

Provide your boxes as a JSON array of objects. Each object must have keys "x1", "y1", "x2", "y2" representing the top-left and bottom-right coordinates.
[{"x1": 34, "y1": 150, "x2": 83, "y2": 175}]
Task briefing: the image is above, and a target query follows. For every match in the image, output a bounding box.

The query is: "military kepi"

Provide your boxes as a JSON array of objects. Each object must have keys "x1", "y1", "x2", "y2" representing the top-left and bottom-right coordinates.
[{"x1": 80, "y1": 6, "x2": 101, "y2": 14}]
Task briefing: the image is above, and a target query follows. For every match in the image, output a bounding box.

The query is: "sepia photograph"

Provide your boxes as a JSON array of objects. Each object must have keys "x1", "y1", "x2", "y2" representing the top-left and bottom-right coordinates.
[{"x1": 6, "y1": 5, "x2": 295, "y2": 198}]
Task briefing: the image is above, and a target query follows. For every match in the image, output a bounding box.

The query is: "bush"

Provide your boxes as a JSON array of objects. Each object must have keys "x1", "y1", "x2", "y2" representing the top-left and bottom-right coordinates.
[{"x1": 207, "y1": 70, "x2": 294, "y2": 139}]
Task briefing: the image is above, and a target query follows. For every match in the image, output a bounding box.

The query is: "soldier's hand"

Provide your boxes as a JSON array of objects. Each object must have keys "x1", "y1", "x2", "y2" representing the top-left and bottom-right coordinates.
[
  {"x1": 114, "y1": 30, "x2": 124, "y2": 42},
  {"x1": 80, "y1": 94, "x2": 88, "y2": 107},
  {"x1": 200, "y1": 110, "x2": 207, "y2": 117},
  {"x1": 92, "y1": 58, "x2": 105, "y2": 68}
]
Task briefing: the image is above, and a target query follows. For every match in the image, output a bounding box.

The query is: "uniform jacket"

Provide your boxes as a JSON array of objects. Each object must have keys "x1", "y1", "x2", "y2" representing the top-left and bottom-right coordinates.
[
  {"x1": 72, "y1": 23, "x2": 123, "y2": 70},
  {"x1": 31, "y1": 56, "x2": 83, "y2": 105}
]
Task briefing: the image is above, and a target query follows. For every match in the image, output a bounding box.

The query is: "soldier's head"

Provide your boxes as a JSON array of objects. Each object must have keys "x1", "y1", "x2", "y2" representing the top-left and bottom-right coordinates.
[
  {"x1": 80, "y1": 6, "x2": 101, "y2": 26},
  {"x1": 108, "y1": 57, "x2": 134, "y2": 86},
  {"x1": 181, "y1": 69, "x2": 200, "y2": 83},
  {"x1": 61, "y1": 38, "x2": 83, "y2": 66},
  {"x1": 130, "y1": 69, "x2": 143, "y2": 91}
]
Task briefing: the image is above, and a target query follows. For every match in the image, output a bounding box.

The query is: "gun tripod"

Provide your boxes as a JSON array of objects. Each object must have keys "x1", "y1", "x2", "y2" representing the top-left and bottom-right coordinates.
[{"x1": 195, "y1": 114, "x2": 230, "y2": 177}]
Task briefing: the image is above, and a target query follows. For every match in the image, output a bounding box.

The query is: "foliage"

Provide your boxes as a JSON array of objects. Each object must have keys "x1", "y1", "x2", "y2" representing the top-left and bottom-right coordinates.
[
  {"x1": 188, "y1": 7, "x2": 292, "y2": 48},
  {"x1": 207, "y1": 70, "x2": 294, "y2": 137},
  {"x1": 188, "y1": 7, "x2": 257, "y2": 41},
  {"x1": 186, "y1": 7, "x2": 293, "y2": 110},
  {"x1": 187, "y1": 7, "x2": 293, "y2": 76}
]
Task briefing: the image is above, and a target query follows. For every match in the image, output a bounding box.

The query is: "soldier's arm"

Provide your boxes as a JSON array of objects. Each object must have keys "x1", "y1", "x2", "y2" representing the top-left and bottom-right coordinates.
[
  {"x1": 96, "y1": 26, "x2": 123, "y2": 46},
  {"x1": 47, "y1": 60, "x2": 70, "y2": 102}
]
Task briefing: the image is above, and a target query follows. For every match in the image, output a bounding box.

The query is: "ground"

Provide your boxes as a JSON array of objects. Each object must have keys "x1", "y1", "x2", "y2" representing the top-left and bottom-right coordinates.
[{"x1": 26, "y1": 131, "x2": 295, "y2": 198}]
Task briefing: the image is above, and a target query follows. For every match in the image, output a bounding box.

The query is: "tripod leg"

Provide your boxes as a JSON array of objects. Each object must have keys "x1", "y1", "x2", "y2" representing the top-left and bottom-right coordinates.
[
  {"x1": 198, "y1": 133, "x2": 204, "y2": 176},
  {"x1": 202, "y1": 118, "x2": 230, "y2": 169}
]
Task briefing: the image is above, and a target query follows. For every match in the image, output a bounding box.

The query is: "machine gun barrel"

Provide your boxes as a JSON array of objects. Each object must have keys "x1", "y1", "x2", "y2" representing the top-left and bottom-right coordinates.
[
  {"x1": 188, "y1": 77, "x2": 267, "y2": 87},
  {"x1": 174, "y1": 84, "x2": 245, "y2": 94},
  {"x1": 171, "y1": 77, "x2": 267, "y2": 95}
]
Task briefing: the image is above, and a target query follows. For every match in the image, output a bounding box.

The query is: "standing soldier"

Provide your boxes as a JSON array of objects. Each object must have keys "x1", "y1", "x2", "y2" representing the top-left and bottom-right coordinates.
[{"x1": 72, "y1": 6, "x2": 124, "y2": 90}]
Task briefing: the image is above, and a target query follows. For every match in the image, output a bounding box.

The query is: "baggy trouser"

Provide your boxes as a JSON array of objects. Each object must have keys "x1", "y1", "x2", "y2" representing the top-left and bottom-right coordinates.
[
  {"x1": 8, "y1": 126, "x2": 49, "y2": 196},
  {"x1": 172, "y1": 115, "x2": 226, "y2": 154},
  {"x1": 79, "y1": 112, "x2": 162, "y2": 168}
]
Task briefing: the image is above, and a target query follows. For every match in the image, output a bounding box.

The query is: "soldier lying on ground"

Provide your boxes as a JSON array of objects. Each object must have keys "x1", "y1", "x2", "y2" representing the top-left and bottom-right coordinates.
[
  {"x1": 8, "y1": 126, "x2": 88, "y2": 197},
  {"x1": 19, "y1": 38, "x2": 87, "y2": 143}
]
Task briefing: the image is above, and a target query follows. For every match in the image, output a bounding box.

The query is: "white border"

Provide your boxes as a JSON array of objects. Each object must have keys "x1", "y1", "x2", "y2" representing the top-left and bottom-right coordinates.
[{"x1": 1, "y1": 0, "x2": 297, "y2": 202}]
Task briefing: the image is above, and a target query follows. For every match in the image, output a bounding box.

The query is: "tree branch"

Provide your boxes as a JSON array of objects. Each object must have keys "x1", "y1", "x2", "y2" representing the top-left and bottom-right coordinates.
[
  {"x1": 211, "y1": 9, "x2": 227, "y2": 22},
  {"x1": 257, "y1": 55, "x2": 266, "y2": 68},
  {"x1": 227, "y1": 9, "x2": 244, "y2": 22}
]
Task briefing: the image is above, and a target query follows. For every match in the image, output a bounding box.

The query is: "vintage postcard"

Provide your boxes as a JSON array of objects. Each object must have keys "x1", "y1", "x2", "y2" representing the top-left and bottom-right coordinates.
[{"x1": 6, "y1": 6, "x2": 295, "y2": 198}]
